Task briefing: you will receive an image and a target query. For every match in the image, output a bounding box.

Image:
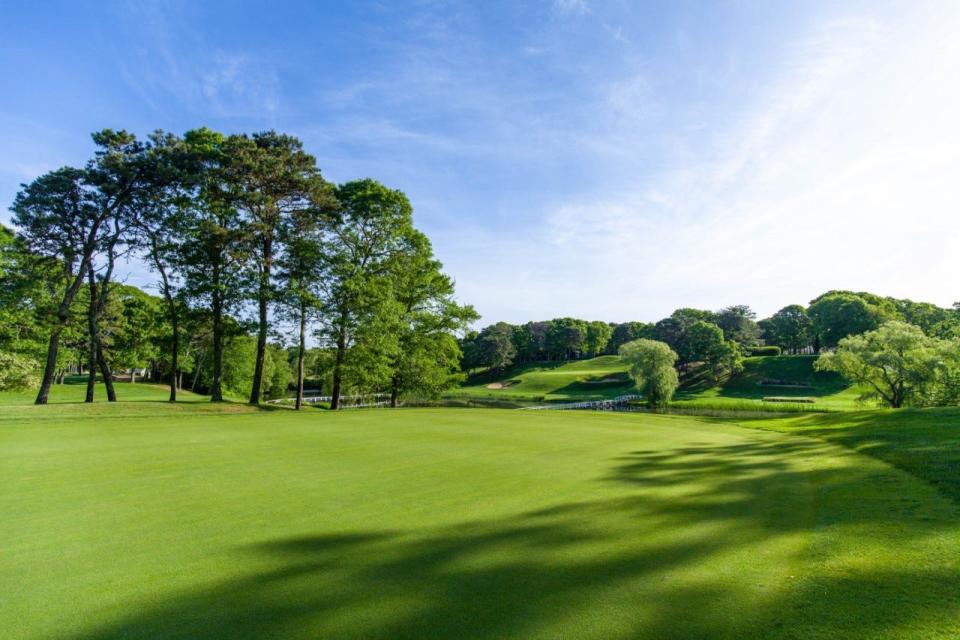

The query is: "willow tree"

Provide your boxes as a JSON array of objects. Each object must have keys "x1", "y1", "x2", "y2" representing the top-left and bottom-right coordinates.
[
  {"x1": 815, "y1": 321, "x2": 958, "y2": 408},
  {"x1": 619, "y1": 339, "x2": 679, "y2": 408}
]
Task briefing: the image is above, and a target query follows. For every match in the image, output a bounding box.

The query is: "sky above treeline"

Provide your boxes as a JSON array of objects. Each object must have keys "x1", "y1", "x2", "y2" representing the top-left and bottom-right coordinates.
[{"x1": 2, "y1": 1, "x2": 960, "y2": 325}]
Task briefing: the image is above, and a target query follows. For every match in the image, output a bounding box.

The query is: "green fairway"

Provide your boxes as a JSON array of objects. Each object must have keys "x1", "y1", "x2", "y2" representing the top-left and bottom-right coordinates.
[{"x1": 3, "y1": 400, "x2": 959, "y2": 639}]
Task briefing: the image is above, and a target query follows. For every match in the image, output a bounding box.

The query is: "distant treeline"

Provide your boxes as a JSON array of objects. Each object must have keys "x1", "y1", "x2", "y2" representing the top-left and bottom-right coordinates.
[{"x1": 461, "y1": 292, "x2": 960, "y2": 375}]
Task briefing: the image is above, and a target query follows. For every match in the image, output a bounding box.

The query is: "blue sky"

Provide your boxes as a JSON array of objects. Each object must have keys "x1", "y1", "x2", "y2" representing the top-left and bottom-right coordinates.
[{"x1": 3, "y1": 1, "x2": 960, "y2": 325}]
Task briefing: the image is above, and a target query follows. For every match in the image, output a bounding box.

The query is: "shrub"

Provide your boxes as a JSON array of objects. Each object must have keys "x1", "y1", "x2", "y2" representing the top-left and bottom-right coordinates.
[
  {"x1": 750, "y1": 346, "x2": 782, "y2": 356},
  {"x1": 0, "y1": 352, "x2": 40, "y2": 391}
]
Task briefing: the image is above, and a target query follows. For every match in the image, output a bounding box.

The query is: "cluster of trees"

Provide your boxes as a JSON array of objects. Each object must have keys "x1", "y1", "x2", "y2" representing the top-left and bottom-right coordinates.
[
  {"x1": 619, "y1": 315, "x2": 960, "y2": 410},
  {"x1": 1, "y1": 129, "x2": 476, "y2": 408},
  {"x1": 760, "y1": 291, "x2": 960, "y2": 353},
  {"x1": 816, "y1": 321, "x2": 960, "y2": 408},
  {"x1": 461, "y1": 305, "x2": 756, "y2": 382}
]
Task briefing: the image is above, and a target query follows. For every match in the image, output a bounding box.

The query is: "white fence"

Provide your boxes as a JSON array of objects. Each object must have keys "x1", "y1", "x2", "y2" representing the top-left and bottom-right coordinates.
[
  {"x1": 523, "y1": 394, "x2": 643, "y2": 411},
  {"x1": 266, "y1": 392, "x2": 392, "y2": 408}
]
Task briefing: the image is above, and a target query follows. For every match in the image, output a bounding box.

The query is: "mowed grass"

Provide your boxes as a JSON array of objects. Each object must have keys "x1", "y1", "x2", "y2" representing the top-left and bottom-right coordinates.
[
  {"x1": 745, "y1": 407, "x2": 960, "y2": 504},
  {"x1": 3, "y1": 399, "x2": 960, "y2": 639},
  {"x1": 455, "y1": 355, "x2": 862, "y2": 411},
  {"x1": 676, "y1": 355, "x2": 864, "y2": 411},
  {"x1": 454, "y1": 356, "x2": 634, "y2": 402}
]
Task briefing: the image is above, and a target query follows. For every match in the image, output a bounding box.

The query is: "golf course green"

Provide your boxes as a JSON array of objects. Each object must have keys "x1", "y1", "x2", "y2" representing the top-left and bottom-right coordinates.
[{"x1": 3, "y1": 386, "x2": 959, "y2": 639}]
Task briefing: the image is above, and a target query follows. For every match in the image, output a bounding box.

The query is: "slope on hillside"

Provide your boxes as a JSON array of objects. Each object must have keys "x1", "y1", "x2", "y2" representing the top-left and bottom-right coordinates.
[
  {"x1": 454, "y1": 356, "x2": 633, "y2": 402},
  {"x1": 454, "y1": 355, "x2": 863, "y2": 410},
  {"x1": 677, "y1": 355, "x2": 862, "y2": 410}
]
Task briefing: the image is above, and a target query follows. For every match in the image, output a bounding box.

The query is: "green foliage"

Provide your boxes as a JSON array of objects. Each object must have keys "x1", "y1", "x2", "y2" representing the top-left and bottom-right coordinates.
[
  {"x1": 607, "y1": 321, "x2": 653, "y2": 354},
  {"x1": 714, "y1": 305, "x2": 760, "y2": 347},
  {"x1": 584, "y1": 321, "x2": 612, "y2": 358},
  {"x1": 619, "y1": 339, "x2": 679, "y2": 407},
  {"x1": 476, "y1": 322, "x2": 517, "y2": 372},
  {"x1": 387, "y1": 231, "x2": 479, "y2": 403},
  {"x1": 0, "y1": 351, "x2": 40, "y2": 391},
  {"x1": 545, "y1": 317, "x2": 586, "y2": 359},
  {"x1": 815, "y1": 321, "x2": 959, "y2": 408},
  {"x1": 749, "y1": 346, "x2": 782, "y2": 356},
  {"x1": 808, "y1": 292, "x2": 887, "y2": 348},
  {"x1": 759, "y1": 304, "x2": 811, "y2": 353}
]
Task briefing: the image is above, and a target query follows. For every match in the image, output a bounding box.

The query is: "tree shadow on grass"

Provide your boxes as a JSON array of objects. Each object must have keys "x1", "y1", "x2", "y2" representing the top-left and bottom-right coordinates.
[
  {"x1": 71, "y1": 437, "x2": 960, "y2": 640},
  {"x1": 749, "y1": 408, "x2": 960, "y2": 506}
]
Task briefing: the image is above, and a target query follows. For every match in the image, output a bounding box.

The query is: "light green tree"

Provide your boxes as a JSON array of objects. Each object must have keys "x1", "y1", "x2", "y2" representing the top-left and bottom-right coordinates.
[
  {"x1": 584, "y1": 321, "x2": 613, "y2": 358},
  {"x1": 386, "y1": 230, "x2": 478, "y2": 406},
  {"x1": 815, "y1": 321, "x2": 959, "y2": 408},
  {"x1": 0, "y1": 352, "x2": 39, "y2": 391},
  {"x1": 619, "y1": 339, "x2": 679, "y2": 408}
]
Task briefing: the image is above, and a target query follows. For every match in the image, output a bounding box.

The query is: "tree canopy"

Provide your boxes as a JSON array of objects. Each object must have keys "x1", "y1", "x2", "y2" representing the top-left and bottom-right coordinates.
[
  {"x1": 619, "y1": 339, "x2": 679, "y2": 408},
  {"x1": 815, "y1": 321, "x2": 959, "y2": 408}
]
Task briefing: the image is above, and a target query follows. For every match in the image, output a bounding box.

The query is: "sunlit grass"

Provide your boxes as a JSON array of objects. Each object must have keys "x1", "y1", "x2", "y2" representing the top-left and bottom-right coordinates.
[{"x1": 2, "y1": 398, "x2": 959, "y2": 639}]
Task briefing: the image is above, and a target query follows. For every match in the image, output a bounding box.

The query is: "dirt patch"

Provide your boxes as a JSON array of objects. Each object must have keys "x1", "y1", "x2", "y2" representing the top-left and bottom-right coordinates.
[{"x1": 486, "y1": 380, "x2": 518, "y2": 390}]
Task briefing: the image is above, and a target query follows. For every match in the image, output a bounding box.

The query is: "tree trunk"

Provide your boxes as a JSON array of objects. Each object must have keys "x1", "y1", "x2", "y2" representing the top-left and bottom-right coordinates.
[
  {"x1": 37, "y1": 261, "x2": 91, "y2": 404},
  {"x1": 211, "y1": 303, "x2": 224, "y2": 402},
  {"x1": 98, "y1": 346, "x2": 116, "y2": 401},
  {"x1": 210, "y1": 262, "x2": 224, "y2": 402},
  {"x1": 390, "y1": 376, "x2": 400, "y2": 408},
  {"x1": 191, "y1": 358, "x2": 204, "y2": 392},
  {"x1": 249, "y1": 287, "x2": 268, "y2": 405},
  {"x1": 149, "y1": 235, "x2": 179, "y2": 402},
  {"x1": 295, "y1": 306, "x2": 306, "y2": 411},
  {"x1": 85, "y1": 270, "x2": 99, "y2": 403},
  {"x1": 249, "y1": 238, "x2": 273, "y2": 406},
  {"x1": 35, "y1": 326, "x2": 66, "y2": 405},
  {"x1": 169, "y1": 313, "x2": 179, "y2": 402},
  {"x1": 331, "y1": 316, "x2": 347, "y2": 410}
]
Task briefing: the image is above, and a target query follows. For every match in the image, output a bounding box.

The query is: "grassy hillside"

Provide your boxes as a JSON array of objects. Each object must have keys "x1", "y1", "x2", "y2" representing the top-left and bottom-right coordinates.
[
  {"x1": 2, "y1": 398, "x2": 959, "y2": 638},
  {"x1": 676, "y1": 355, "x2": 863, "y2": 411},
  {"x1": 455, "y1": 354, "x2": 862, "y2": 410},
  {"x1": 454, "y1": 355, "x2": 633, "y2": 402}
]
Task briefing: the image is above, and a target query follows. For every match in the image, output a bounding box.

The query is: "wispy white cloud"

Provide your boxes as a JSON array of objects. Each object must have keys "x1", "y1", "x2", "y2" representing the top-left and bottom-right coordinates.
[
  {"x1": 514, "y1": 5, "x2": 960, "y2": 322},
  {"x1": 113, "y1": 3, "x2": 281, "y2": 121}
]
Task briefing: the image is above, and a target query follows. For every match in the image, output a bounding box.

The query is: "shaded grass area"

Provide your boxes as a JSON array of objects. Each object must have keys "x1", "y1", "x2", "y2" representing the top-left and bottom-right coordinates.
[
  {"x1": 746, "y1": 407, "x2": 960, "y2": 505},
  {"x1": 2, "y1": 403, "x2": 959, "y2": 639}
]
